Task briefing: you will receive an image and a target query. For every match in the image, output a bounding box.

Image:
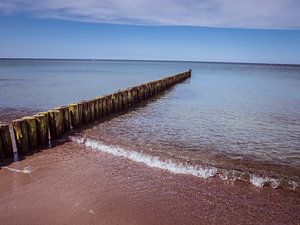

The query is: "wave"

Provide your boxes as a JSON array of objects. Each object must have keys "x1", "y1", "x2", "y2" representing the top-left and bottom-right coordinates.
[
  {"x1": 70, "y1": 136, "x2": 298, "y2": 191},
  {"x1": 3, "y1": 166, "x2": 32, "y2": 174}
]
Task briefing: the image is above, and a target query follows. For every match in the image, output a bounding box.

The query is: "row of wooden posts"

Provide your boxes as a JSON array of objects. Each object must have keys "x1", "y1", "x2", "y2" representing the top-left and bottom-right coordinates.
[{"x1": 0, "y1": 70, "x2": 191, "y2": 162}]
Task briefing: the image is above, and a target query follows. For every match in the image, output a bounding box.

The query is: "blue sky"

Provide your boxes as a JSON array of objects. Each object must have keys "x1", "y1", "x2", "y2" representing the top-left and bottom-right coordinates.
[{"x1": 0, "y1": 0, "x2": 300, "y2": 64}]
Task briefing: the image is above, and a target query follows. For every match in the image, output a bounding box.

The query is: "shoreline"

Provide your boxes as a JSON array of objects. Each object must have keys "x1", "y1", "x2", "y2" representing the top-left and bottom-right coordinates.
[
  {"x1": 71, "y1": 135, "x2": 299, "y2": 191},
  {"x1": 0, "y1": 141, "x2": 299, "y2": 225}
]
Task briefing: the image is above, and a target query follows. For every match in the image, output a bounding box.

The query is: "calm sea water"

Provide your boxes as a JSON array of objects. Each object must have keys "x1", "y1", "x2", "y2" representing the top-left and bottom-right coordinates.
[{"x1": 1, "y1": 59, "x2": 300, "y2": 189}]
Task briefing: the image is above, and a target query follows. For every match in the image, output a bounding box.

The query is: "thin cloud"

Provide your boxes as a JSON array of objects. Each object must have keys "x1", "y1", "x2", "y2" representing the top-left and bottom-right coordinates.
[{"x1": 0, "y1": 0, "x2": 299, "y2": 29}]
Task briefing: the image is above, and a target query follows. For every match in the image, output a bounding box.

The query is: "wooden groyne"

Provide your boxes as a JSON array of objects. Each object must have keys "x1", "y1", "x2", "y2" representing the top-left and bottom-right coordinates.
[{"x1": 0, "y1": 70, "x2": 191, "y2": 162}]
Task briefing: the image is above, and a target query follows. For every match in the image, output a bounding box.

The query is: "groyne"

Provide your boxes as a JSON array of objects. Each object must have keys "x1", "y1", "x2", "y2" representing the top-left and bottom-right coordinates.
[{"x1": 0, "y1": 70, "x2": 191, "y2": 162}]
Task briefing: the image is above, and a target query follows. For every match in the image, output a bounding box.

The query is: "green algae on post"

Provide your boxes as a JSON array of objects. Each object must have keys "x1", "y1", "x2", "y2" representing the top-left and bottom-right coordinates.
[
  {"x1": 34, "y1": 113, "x2": 49, "y2": 147},
  {"x1": 12, "y1": 119, "x2": 30, "y2": 155},
  {"x1": 23, "y1": 116, "x2": 38, "y2": 151},
  {"x1": 0, "y1": 124, "x2": 13, "y2": 161},
  {"x1": 69, "y1": 103, "x2": 80, "y2": 129}
]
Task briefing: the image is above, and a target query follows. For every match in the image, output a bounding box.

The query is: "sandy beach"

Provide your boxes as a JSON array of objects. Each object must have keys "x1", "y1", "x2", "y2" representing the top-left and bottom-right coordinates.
[{"x1": 0, "y1": 139, "x2": 299, "y2": 225}]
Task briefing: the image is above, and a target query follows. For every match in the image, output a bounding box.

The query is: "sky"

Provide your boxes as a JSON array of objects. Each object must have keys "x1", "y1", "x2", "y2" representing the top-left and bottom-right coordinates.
[{"x1": 0, "y1": 0, "x2": 300, "y2": 64}]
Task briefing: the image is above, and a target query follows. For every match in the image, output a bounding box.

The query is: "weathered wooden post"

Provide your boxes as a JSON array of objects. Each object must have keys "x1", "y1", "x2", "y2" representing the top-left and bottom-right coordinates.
[
  {"x1": 0, "y1": 124, "x2": 13, "y2": 161},
  {"x1": 34, "y1": 113, "x2": 49, "y2": 147},
  {"x1": 12, "y1": 119, "x2": 30, "y2": 155},
  {"x1": 54, "y1": 106, "x2": 71, "y2": 133},
  {"x1": 150, "y1": 82, "x2": 156, "y2": 96},
  {"x1": 69, "y1": 103, "x2": 80, "y2": 129},
  {"x1": 0, "y1": 132, "x2": 4, "y2": 161},
  {"x1": 116, "y1": 92, "x2": 122, "y2": 111},
  {"x1": 89, "y1": 100, "x2": 95, "y2": 122},
  {"x1": 82, "y1": 101, "x2": 91, "y2": 124},
  {"x1": 97, "y1": 97, "x2": 104, "y2": 117},
  {"x1": 112, "y1": 93, "x2": 118, "y2": 113},
  {"x1": 107, "y1": 95, "x2": 113, "y2": 114},
  {"x1": 23, "y1": 116, "x2": 38, "y2": 151},
  {"x1": 122, "y1": 90, "x2": 129, "y2": 109},
  {"x1": 137, "y1": 86, "x2": 144, "y2": 101},
  {"x1": 126, "y1": 89, "x2": 133, "y2": 107},
  {"x1": 48, "y1": 109, "x2": 64, "y2": 139},
  {"x1": 101, "y1": 96, "x2": 107, "y2": 116},
  {"x1": 93, "y1": 99, "x2": 99, "y2": 120}
]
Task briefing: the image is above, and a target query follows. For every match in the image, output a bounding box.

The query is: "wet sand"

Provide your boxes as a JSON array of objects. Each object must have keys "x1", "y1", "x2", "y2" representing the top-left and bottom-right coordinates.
[{"x1": 0, "y1": 140, "x2": 299, "y2": 225}]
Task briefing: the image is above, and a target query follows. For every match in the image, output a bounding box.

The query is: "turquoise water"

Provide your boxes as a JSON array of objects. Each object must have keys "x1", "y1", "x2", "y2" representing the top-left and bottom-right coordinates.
[{"x1": 1, "y1": 59, "x2": 300, "y2": 188}]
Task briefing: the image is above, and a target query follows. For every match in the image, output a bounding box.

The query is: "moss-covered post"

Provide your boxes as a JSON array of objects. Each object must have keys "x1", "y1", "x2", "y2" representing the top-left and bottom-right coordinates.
[
  {"x1": 112, "y1": 93, "x2": 118, "y2": 113},
  {"x1": 101, "y1": 96, "x2": 107, "y2": 116},
  {"x1": 0, "y1": 124, "x2": 13, "y2": 161},
  {"x1": 54, "y1": 106, "x2": 70, "y2": 133},
  {"x1": 93, "y1": 99, "x2": 99, "y2": 120},
  {"x1": 97, "y1": 97, "x2": 103, "y2": 117},
  {"x1": 142, "y1": 84, "x2": 149, "y2": 99},
  {"x1": 137, "y1": 86, "x2": 144, "y2": 101},
  {"x1": 151, "y1": 82, "x2": 156, "y2": 96},
  {"x1": 0, "y1": 132, "x2": 4, "y2": 161},
  {"x1": 123, "y1": 90, "x2": 129, "y2": 109},
  {"x1": 82, "y1": 101, "x2": 91, "y2": 124},
  {"x1": 116, "y1": 92, "x2": 122, "y2": 111},
  {"x1": 161, "y1": 79, "x2": 167, "y2": 91},
  {"x1": 69, "y1": 103, "x2": 80, "y2": 129},
  {"x1": 48, "y1": 109, "x2": 64, "y2": 139},
  {"x1": 62, "y1": 106, "x2": 71, "y2": 132},
  {"x1": 12, "y1": 119, "x2": 30, "y2": 155},
  {"x1": 89, "y1": 100, "x2": 95, "y2": 122},
  {"x1": 133, "y1": 87, "x2": 139, "y2": 103},
  {"x1": 34, "y1": 113, "x2": 49, "y2": 147},
  {"x1": 23, "y1": 116, "x2": 38, "y2": 151},
  {"x1": 106, "y1": 95, "x2": 113, "y2": 114},
  {"x1": 126, "y1": 89, "x2": 132, "y2": 107}
]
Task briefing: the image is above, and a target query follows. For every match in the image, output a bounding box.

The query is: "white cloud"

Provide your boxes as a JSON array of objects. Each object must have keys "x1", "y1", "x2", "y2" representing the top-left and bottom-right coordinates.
[{"x1": 0, "y1": 0, "x2": 299, "y2": 29}]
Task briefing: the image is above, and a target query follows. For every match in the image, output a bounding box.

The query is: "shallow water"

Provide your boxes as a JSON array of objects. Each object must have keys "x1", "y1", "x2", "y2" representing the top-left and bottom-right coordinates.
[{"x1": 1, "y1": 59, "x2": 300, "y2": 189}]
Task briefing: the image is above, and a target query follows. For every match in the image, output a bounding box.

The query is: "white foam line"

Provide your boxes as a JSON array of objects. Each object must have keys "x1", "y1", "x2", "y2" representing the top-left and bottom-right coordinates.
[
  {"x1": 71, "y1": 136, "x2": 298, "y2": 190},
  {"x1": 3, "y1": 166, "x2": 32, "y2": 174},
  {"x1": 71, "y1": 137, "x2": 217, "y2": 179}
]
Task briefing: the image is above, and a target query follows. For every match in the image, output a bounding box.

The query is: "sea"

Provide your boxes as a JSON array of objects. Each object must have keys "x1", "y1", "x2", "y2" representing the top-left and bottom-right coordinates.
[{"x1": 0, "y1": 59, "x2": 299, "y2": 190}]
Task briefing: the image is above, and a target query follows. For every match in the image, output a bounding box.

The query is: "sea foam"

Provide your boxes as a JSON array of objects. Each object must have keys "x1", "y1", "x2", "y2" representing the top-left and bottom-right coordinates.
[{"x1": 71, "y1": 136, "x2": 298, "y2": 191}]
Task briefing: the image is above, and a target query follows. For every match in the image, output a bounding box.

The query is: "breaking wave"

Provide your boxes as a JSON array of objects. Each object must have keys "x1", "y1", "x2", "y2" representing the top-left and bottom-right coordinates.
[{"x1": 71, "y1": 136, "x2": 298, "y2": 191}]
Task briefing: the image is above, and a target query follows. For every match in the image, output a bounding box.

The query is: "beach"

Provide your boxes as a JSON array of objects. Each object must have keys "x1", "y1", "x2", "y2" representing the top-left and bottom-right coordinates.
[{"x1": 0, "y1": 140, "x2": 299, "y2": 225}]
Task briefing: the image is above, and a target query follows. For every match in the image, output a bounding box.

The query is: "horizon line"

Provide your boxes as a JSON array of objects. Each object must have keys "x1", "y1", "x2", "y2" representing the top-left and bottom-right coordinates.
[{"x1": 0, "y1": 57, "x2": 299, "y2": 67}]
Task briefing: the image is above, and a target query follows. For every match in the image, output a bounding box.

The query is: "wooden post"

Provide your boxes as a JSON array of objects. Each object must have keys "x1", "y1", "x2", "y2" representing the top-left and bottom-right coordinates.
[
  {"x1": 151, "y1": 82, "x2": 156, "y2": 95},
  {"x1": 112, "y1": 93, "x2": 118, "y2": 113},
  {"x1": 123, "y1": 90, "x2": 129, "y2": 109},
  {"x1": 54, "y1": 106, "x2": 70, "y2": 133},
  {"x1": 143, "y1": 84, "x2": 149, "y2": 99},
  {"x1": 0, "y1": 124, "x2": 13, "y2": 161},
  {"x1": 93, "y1": 99, "x2": 99, "y2": 120},
  {"x1": 117, "y1": 92, "x2": 121, "y2": 112},
  {"x1": 102, "y1": 96, "x2": 107, "y2": 116},
  {"x1": 106, "y1": 95, "x2": 113, "y2": 114},
  {"x1": 137, "y1": 86, "x2": 144, "y2": 101},
  {"x1": 34, "y1": 113, "x2": 49, "y2": 147},
  {"x1": 48, "y1": 109, "x2": 64, "y2": 139},
  {"x1": 69, "y1": 103, "x2": 80, "y2": 129},
  {"x1": 23, "y1": 116, "x2": 38, "y2": 151},
  {"x1": 62, "y1": 106, "x2": 71, "y2": 132},
  {"x1": 97, "y1": 97, "x2": 104, "y2": 117},
  {"x1": 82, "y1": 101, "x2": 91, "y2": 124},
  {"x1": 0, "y1": 131, "x2": 4, "y2": 161},
  {"x1": 126, "y1": 89, "x2": 133, "y2": 107},
  {"x1": 12, "y1": 119, "x2": 30, "y2": 155},
  {"x1": 89, "y1": 100, "x2": 95, "y2": 122}
]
